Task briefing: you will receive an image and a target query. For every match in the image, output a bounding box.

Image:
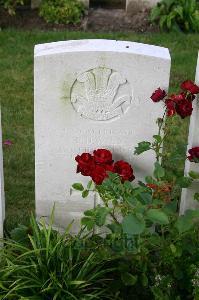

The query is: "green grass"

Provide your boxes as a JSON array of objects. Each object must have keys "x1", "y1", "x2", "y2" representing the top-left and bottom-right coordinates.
[{"x1": 0, "y1": 30, "x2": 198, "y2": 231}]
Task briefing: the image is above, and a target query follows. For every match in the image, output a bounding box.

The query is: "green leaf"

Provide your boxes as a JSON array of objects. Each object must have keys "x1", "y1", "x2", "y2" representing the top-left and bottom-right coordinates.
[
  {"x1": 146, "y1": 209, "x2": 169, "y2": 225},
  {"x1": 95, "y1": 207, "x2": 110, "y2": 227},
  {"x1": 134, "y1": 141, "x2": 151, "y2": 155},
  {"x1": 153, "y1": 161, "x2": 165, "y2": 179},
  {"x1": 194, "y1": 193, "x2": 199, "y2": 202},
  {"x1": 189, "y1": 171, "x2": 199, "y2": 180},
  {"x1": 145, "y1": 176, "x2": 156, "y2": 184},
  {"x1": 72, "y1": 183, "x2": 84, "y2": 191},
  {"x1": 141, "y1": 273, "x2": 148, "y2": 287},
  {"x1": 84, "y1": 209, "x2": 95, "y2": 217},
  {"x1": 175, "y1": 215, "x2": 193, "y2": 234},
  {"x1": 122, "y1": 214, "x2": 145, "y2": 235},
  {"x1": 82, "y1": 190, "x2": 89, "y2": 198},
  {"x1": 81, "y1": 217, "x2": 95, "y2": 230},
  {"x1": 175, "y1": 210, "x2": 199, "y2": 234},
  {"x1": 176, "y1": 176, "x2": 193, "y2": 188},
  {"x1": 139, "y1": 192, "x2": 152, "y2": 204},
  {"x1": 153, "y1": 135, "x2": 162, "y2": 143},
  {"x1": 10, "y1": 225, "x2": 29, "y2": 244},
  {"x1": 107, "y1": 223, "x2": 122, "y2": 234},
  {"x1": 121, "y1": 272, "x2": 137, "y2": 286},
  {"x1": 170, "y1": 243, "x2": 176, "y2": 254}
]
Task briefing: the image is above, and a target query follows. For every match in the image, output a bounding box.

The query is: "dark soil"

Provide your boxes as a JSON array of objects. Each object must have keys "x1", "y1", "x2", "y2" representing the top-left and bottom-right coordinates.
[{"x1": 0, "y1": 6, "x2": 158, "y2": 33}]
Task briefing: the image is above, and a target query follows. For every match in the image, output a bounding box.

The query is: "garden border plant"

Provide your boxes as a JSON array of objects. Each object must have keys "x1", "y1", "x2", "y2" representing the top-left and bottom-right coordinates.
[
  {"x1": 0, "y1": 80, "x2": 199, "y2": 299},
  {"x1": 150, "y1": 0, "x2": 199, "y2": 32}
]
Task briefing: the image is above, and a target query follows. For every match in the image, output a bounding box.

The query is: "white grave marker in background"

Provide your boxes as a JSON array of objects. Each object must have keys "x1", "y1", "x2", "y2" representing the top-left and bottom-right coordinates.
[
  {"x1": 34, "y1": 39, "x2": 170, "y2": 231},
  {"x1": 0, "y1": 109, "x2": 5, "y2": 240},
  {"x1": 180, "y1": 53, "x2": 199, "y2": 214}
]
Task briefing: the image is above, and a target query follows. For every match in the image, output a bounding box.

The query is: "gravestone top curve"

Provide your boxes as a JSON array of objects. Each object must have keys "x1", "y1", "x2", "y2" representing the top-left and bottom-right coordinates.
[{"x1": 34, "y1": 39, "x2": 170, "y2": 60}]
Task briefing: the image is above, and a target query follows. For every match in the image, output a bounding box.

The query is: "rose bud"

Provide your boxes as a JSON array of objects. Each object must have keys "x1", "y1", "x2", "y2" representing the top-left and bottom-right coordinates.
[
  {"x1": 151, "y1": 88, "x2": 166, "y2": 102},
  {"x1": 187, "y1": 147, "x2": 199, "y2": 163},
  {"x1": 181, "y1": 80, "x2": 199, "y2": 95},
  {"x1": 175, "y1": 99, "x2": 193, "y2": 119},
  {"x1": 113, "y1": 160, "x2": 135, "y2": 182}
]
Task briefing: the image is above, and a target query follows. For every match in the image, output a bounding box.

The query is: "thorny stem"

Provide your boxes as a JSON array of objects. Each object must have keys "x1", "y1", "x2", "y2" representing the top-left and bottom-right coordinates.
[
  {"x1": 98, "y1": 190, "x2": 120, "y2": 225},
  {"x1": 155, "y1": 109, "x2": 169, "y2": 163}
]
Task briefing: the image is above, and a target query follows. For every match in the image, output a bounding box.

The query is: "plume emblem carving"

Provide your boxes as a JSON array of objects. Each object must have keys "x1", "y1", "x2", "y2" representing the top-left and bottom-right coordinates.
[{"x1": 71, "y1": 67, "x2": 132, "y2": 121}]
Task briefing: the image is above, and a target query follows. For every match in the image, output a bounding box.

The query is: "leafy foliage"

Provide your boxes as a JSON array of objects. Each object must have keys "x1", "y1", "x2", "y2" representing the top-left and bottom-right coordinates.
[
  {"x1": 0, "y1": 0, "x2": 24, "y2": 15},
  {"x1": 39, "y1": 0, "x2": 85, "y2": 25},
  {"x1": 0, "y1": 215, "x2": 114, "y2": 299},
  {"x1": 150, "y1": 0, "x2": 199, "y2": 32}
]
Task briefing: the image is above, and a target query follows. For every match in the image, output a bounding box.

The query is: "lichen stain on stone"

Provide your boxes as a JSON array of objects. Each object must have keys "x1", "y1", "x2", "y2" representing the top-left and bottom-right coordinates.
[{"x1": 61, "y1": 75, "x2": 73, "y2": 104}]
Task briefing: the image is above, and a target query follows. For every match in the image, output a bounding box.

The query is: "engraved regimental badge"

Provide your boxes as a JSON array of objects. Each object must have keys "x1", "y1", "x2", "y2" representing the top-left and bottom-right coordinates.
[{"x1": 71, "y1": 67, "x2": 132, "y2": 121}]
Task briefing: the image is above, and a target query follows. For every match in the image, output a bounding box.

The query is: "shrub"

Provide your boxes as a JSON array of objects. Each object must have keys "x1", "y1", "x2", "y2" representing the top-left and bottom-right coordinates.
[
  {"x1": 0, "y1": 214, "x2": 114, "y2": 299},
  {"x1": 150, "y1": 0, "x2": 199, "y2": 32},
  {"x1": 39, "y1": 0, "x2": 85, "y2": 25},
  {"x1": 0, "y1": 0, "x2": 24, "y2": 15},
  {"x1": 1, "y1": 80, "x2": 199, "y2": 299}
]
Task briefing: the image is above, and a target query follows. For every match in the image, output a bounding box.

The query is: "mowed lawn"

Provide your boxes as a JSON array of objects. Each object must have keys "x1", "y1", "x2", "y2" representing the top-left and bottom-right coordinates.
[{"x1": 0, "y1": 30, "x2": 198, "y2": 231}]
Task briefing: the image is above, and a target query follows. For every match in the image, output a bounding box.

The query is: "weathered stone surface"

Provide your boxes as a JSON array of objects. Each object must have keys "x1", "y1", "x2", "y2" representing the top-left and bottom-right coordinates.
[
  {"x1": 31, "y1": 0, "x2": 42, "y2": 9},
  {"x1": 126, "y1": 0, "x2": 159, "y2": 14},
  {"x1": 0, "y1": 109, "x2": 5, "y2": 241},
  {"x1": 180, "y1": 53, "x2": 199, "y2": 214},
  {"x1": 34, "y1": 39, "x2": 170, "y2": 232}
]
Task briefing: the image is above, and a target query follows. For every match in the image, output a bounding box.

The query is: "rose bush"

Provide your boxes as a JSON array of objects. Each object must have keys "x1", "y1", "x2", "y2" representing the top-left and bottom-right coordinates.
[{"x1": 70, "y1": 79, "x2": 199, "y2": 299}]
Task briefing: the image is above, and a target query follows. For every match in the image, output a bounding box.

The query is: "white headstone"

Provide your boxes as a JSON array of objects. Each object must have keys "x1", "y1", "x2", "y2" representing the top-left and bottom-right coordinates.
[
  {"x1": 180, "y1": 53, "x2": 199, "y2": 214},
  {"x1": 34, "y1": 39, "x2": 170, "y2": 231},
  {"x1": 126, "y1": 0, "x2": 159, "y2": 14},
  {"x1": 0, "y1": 109, "x2": 5, "y2": 241}
]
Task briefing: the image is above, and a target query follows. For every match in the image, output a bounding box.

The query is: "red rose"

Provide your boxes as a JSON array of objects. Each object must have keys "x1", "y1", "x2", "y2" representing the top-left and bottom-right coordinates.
[
  {"x1": 181, "y1": 80, "x2": 199, "y2": 95},
  {"x1": 93, "y1": 149, "x2": 113, "y2": 165},
  {"x1": 75, "y1": 153, "x2": 95, "y2": 176},
  {"x1": 151, "y1": 88, "x2": 166, "y2": 102},
  {"x1": 175, "y1": 99, "x2": 193, "y2": 119},
  {"x1": 113, "y1": 160, "x2": 135, "y2": 182},
  {"x1": 188, "y1": 147, "x2": 199, "y2": 163},
  {"x1": 165, "y1": 99, "x2": 176, "y2": 116},
  {"x1": 91, "y1": 165, "x2": 108, "y2": 185},
  {"x1": 169, "y1": 93, "x2": 185, "y2": 103}
]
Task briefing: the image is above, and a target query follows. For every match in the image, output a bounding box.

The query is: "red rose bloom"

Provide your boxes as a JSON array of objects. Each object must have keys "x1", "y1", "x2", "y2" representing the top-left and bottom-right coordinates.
[
  {"x1": 91, "y1": 165, "x2": 108, "y2": 185},
  {"x1": 181, "y1": 80, "x2": 199, "y2": 95},
  {"x1": 93, "y1": 149, "x2": 113, "y2": 165},
  {"x1": 151, "y1": 88, "x2": 166, "y2": 102},
  {"x1": 175, "y1": 99, "x2": 193, "y2": 119},
  {"x1": 113, "y1": 160, "x2": 135, "y2": 182},
  {"x1": 169, "y1": 93, "x2": 185, "y2": 103},
  {"x1": 165, "y1": 99, "x2": 176, "y2": 116},
  {"x1": 75, "y1": 153, "x2": 95, "y2": 176},
  {"x1": 187, "y1": 147, "x2": 199, "y2": 163}
]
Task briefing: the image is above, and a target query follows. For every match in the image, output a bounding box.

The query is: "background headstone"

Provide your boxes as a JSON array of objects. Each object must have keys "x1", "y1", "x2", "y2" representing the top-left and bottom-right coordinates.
[
  {"x1": 0, "y1": 109, "x2": 5, "y2": 241},
  {"x1": 34, "y1": 39, "x2": 170, "y2": 232},
  {"x1": 31, "y1": 0, "x2": 42, "y2": 9},
  {"x1": 126, "y1": 0, "x2": 159, "y2": 14},
  {"x1": 180, "y1": 53, "x2": 199, "y2": 214}
]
